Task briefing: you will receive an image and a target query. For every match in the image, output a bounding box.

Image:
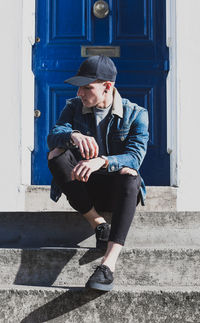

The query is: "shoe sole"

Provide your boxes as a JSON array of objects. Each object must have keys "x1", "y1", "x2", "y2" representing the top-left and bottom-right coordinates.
[{"x1": 85, "y1": 281, "x2": 114, "y2": 292}]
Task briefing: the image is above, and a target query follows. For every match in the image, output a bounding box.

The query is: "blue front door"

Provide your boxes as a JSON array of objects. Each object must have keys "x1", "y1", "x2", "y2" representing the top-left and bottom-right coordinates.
[{"x1": 32, "y1": 0, "x2": 169, "y2": 185}]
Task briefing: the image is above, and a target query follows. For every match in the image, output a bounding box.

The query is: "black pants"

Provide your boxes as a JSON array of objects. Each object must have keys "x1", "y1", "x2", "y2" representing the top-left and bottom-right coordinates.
[{"x1": 48, "y1": 149, "x2": 141, "y2": 245}]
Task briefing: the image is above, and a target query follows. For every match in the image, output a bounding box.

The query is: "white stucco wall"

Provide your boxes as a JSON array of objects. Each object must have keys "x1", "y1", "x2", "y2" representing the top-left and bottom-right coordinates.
[
  {"x1": 0, "y1": 1, "x2": 34, "y2": 211},
  {"x1": 175, "y1": 0, "x2": 200, "y2": 210},
  {"x1": 0, "y1": 1, "x2": 24, "y2": 210}
]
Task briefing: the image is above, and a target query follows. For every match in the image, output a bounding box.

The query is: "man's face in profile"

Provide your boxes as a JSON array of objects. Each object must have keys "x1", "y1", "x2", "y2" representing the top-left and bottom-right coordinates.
[{"x1": 77, "y1": 81, "x2": 107, "y2": 108}]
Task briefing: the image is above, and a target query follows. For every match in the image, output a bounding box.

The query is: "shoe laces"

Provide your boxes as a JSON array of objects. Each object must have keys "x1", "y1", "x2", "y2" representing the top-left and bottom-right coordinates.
[{"x1": 93, "y1": 264, "x2": 109, "y2": 274}]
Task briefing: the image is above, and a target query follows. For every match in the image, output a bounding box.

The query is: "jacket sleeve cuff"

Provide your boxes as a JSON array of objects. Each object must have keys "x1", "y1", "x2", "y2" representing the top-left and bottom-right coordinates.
[{"x1": 107, "y1": 156, "x2": 120, "y2": 172}]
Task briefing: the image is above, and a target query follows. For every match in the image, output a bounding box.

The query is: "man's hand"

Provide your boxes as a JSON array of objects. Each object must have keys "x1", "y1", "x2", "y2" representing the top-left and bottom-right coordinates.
[
  {"x1": 71, "y1": 132, "x2": 99, "y2": 159},
  {"x1": 71, "y1": 157, "x2": 105, "y2": 182}
]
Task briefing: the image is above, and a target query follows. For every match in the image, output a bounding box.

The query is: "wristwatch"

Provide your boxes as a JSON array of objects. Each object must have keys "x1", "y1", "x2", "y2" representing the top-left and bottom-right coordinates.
[{"x1": 100, "y1": 155, "x2": 109, "y2": 169}]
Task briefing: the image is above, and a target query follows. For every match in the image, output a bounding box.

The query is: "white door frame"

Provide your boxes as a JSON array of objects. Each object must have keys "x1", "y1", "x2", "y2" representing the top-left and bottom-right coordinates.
[
  {"x1": 166, "y1": 0, "x2": 178, "y2": 187},
  {"x1": 21, "y1": 0, "x2": 35, "y2": 187}
]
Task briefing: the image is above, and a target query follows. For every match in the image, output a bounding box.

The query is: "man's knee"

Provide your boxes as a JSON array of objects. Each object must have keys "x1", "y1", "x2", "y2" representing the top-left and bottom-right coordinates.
[
  {"x1": 119, "y1": 167, "x2": 138, "y2": 176},
  {"x1": 48, "y1": 148, "x2": 65, "y2": 160},
  {"x1": 48, "y1": 148, "x2": 80, "y2": 183},
  {"x1": 48, "y1": 148, "x2": 67, "y2": 177},
  {"x1": 117, "y1": 171, "x2": 141, "y2": 196}
]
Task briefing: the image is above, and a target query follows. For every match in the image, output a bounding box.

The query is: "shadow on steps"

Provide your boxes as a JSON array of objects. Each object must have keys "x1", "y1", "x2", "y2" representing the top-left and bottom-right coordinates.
[
  {"x1": 0, "y1": 212, "x2": 102, "y2": 248},
  {"x1": 13, "y1": 248, "x2": 104, "y2": 287},
  {"x1": 20, "y1": 287, "x2": 104, "y2": 323}
]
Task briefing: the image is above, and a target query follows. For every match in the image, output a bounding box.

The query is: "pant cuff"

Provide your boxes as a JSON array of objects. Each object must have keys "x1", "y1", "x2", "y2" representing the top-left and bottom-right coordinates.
[{"x1": 108, "y1": 238, "x2": 124, "y2": 246}]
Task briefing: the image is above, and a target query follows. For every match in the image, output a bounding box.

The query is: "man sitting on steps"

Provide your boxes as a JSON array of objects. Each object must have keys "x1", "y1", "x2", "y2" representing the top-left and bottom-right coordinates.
[{"x1": 47, "y1": 55, "x2": 149, "y2": 291}]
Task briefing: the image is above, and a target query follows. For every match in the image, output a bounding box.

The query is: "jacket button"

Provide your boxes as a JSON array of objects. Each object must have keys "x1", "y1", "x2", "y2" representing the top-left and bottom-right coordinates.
[
  {"x1": 111, "y1": 166, "x2": 115, "y2": 171},
  {"x1": 121, "y1": 136, "x2": 125, "y2": 141}
]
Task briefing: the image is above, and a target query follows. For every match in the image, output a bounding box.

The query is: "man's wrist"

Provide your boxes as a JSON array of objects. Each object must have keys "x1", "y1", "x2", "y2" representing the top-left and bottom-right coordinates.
[
  {"x1": 100, "y1": 155, "x2": 109, "y2": 168},
  {"x1": 70, "y1": 130, "x2": 80, "y2": 145}
]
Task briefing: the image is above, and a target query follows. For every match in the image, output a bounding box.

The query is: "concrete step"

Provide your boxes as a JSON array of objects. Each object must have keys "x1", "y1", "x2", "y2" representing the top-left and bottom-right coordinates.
[
  {"x1": 25, "y1": 185, "x2": 177, "y2": 212},
  {"x1": 1, "y1": 210, "x2": 200, "y2": 322},
  {"x1": 0, "y1": 285, "x2": 200, "y2": 322},
  {"x1": 0, "y1": 212, "x2": 200, "y2": 248},
  {"x1": 1, "y1": 247, "x2": 200, "y2": 287}
]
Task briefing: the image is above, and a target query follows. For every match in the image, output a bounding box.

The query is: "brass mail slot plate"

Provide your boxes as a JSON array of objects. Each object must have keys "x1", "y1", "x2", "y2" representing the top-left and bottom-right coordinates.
[{"x1": 81, "y1": 46, "x2": 120, "y2": 57}]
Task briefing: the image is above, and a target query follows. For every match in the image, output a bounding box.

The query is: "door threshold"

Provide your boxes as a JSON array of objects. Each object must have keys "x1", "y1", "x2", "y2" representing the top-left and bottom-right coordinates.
[{"x1": 25, "y1": 185, "x2": 177, "y2": 212}]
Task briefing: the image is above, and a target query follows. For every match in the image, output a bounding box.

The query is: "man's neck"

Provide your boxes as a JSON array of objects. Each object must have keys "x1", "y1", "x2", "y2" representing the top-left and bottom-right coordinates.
[{"x1": 96, "y1": 95, "x2": 113, "y2": 109}]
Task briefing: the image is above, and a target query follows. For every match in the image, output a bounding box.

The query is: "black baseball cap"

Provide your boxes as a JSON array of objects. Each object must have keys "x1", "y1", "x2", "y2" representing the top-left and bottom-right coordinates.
[{"x1": 64, "y1": 55, "x2": 117, "y2": 86}]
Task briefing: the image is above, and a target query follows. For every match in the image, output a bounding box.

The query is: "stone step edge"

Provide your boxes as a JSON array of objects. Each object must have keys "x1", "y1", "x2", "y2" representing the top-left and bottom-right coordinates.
[
  {"x1": 2, "y1": 246, "x2": 200, "y2": 252},
  {"x1": 24, "y1": 185, "x2": 177, "y2": 212},
  {"x1": 1, "y1": 284, "x2": 200, "y2": 293}
]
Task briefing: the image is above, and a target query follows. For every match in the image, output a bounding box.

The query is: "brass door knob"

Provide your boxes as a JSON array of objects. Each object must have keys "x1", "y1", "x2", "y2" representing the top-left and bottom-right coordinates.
[
  {"x1": 34, "y1": 109, "x2": 41, "y2": 118},
  {"x1": 93, "y1": 1, "x2": 109, "y2": 19}
]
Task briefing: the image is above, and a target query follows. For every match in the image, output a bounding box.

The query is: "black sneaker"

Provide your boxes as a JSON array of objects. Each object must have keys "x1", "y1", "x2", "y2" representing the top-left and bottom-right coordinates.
[
  {"x1": 85, "y1": 264, "x2": 114, "y2": 291},
  {"x1": 95, "y1": 223, "x2": 110, "y2": 250}
]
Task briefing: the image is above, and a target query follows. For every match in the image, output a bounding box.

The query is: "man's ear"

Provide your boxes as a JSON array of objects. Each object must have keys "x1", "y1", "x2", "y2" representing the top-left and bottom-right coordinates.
[{"x1": 105, "y1": 82, "x2": 112, "y2": 90}]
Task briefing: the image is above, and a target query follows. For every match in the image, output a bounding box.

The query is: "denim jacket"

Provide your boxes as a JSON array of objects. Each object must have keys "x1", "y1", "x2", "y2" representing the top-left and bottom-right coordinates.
[{"x1": 47, "y1": 88, "x2": 149, "y2": 205}]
